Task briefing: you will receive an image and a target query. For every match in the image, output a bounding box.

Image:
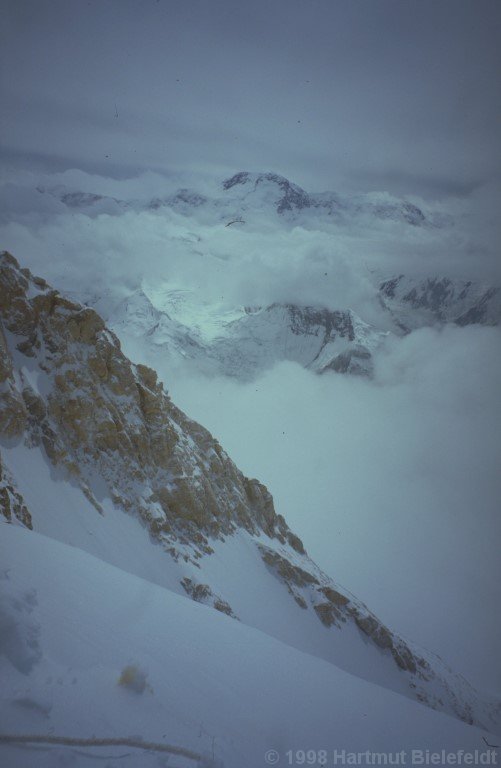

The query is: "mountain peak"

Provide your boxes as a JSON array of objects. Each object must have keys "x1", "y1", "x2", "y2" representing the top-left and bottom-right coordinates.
[
  {"x1": 222, "y1": 171, "x2": 311, "y2": 213},
  {"x1": 222, "y1": 170, "x2": 253, "y2": 190}
]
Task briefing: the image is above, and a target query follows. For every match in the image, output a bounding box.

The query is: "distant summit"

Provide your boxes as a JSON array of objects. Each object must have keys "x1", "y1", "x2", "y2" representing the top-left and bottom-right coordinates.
[
  {"x1": 221, "y1": 170, "x2": 427, "y2": 223},
  {"x1": 222, "y1": 171, "x2": 311, "y2": 213},
  {"x1": 27, "y1": 169, "x2": 432, "y2": 226}
]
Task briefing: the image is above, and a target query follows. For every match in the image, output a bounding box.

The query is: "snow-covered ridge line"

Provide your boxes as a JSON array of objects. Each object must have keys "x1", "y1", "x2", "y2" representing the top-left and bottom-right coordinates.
[
  {"x1": 0, "y1": 250, "x2": 301, "y2": 560},
  {"x1": 2, "y1": 525, "x2": 499, "y2": 768},
  {"x1": 379, "y1": 274, "x2": 501, "y2": 330},
  {"x1": 29, "y1": 168, "x2": 436, "y2": 227}
]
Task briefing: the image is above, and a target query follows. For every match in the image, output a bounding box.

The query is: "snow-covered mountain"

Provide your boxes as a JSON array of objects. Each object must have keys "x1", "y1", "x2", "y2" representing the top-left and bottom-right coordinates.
[
  {"x1": 100, "y1": 287, "x2": 384, "y2": 380},
  {"x1": 33, "y1": 170, "x2": 435, "y2": 227},
  {"x1": 24, "y1": 169, "x2": 501, "y2": 382},
  {"x1": 3, "y1": 526, "x2": 499, "y2": 768},
  {"x1": 1, "y1": 252, "x2": 500, "y2": 766},
  {"x1": 379, "y1": 274, "x2": 501, "y2": 331},
  {"x1": 81, "y1": 273, "x2": 500, "y2": 384},
  {"x1": 5, "y1": 170, "x2": 499, "y2": 385},
  {"x1": 220, "y1": 171, "x2": 430, "y2": 226}
]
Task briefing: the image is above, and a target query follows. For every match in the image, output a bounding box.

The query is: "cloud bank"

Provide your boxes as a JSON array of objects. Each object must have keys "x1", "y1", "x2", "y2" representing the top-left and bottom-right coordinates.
[{"x1": 2, "y1": 0, "x2": 501, "y2": 198}]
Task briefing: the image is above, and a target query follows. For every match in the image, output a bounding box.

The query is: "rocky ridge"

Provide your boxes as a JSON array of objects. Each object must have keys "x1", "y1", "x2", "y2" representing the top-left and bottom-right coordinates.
[
  {"x1": 0, "y1": 252, "x2": 298, "y2": 562},
  {"x1": 379, "y1": 274, "x2": 501, "y2": 331}
]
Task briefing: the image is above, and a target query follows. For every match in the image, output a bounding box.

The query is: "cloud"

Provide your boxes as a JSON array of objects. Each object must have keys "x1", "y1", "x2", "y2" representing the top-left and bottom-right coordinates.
[
  {"x1": 1, "y1": 169, "x2": 499, "y2": 321},
  {"x1": 1, "y1": 0, "x2": 500, "y2": 197}
]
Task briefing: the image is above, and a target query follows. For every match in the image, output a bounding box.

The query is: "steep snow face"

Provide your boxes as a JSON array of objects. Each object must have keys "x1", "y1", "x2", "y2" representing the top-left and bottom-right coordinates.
[
  {"x1": 214, "y1": 303, "x2": 376, "y2": 377},
  {"x1": 221, "y1": 171, "x2": 312, "y2": 214},
  {"x1": 219, "y1": 170, "x2": 429, "y2": 225},
  {"x1": 1, "y1": 251, "x2": 501, "y2": 741},
  {"x1": 379, "y1": 275, "x2": 501, "y2": 331},
  {"x1": 105, "y1": 287, "x2": 385, "y2": 380},
  {"x1": 2, "y1": 526, "x2": 499, "y2": 768}
]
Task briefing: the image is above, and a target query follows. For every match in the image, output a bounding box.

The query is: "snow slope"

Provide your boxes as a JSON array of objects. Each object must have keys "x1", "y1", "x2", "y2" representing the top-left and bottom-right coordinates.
[
  {"x1": 3, "y1": 435, "x2": 498, "y2": 732},
  {"x1": 1, "y1": 524, "x2": 500, "y2": 768}
]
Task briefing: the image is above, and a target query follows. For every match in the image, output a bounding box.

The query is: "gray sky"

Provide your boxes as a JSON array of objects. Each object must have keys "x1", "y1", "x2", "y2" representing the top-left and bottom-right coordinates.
[{"x1": 1, "y1": 0, "x2": 500, "y2": 197}]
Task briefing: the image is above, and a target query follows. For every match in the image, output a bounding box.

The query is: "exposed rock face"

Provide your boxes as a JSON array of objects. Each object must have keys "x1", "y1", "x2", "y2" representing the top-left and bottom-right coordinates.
[
  {"x1": 259, "y1": 543, "x2": 417, "y2": 672},
  {"x1": 0, "y1": 326, "x2": 28, "y2": 437},
  {"x1": 180, "y1": 577, "x2": 238, "y2": 618},
  {"x1": 0, "y1": 455, "x2": 32, "y2": 529},
  {"x1": 0, "y1": 252, "x2": 302, "y2": 560},
  {"x1": 379, "y1": 275, "x2": 501, "y2": 330},
  {"x1": 35, "y1": 186, "x2": 129, "y2": 216},
  {"x1": 60, "y1": 191, "x2": 108, "y2": 208}
]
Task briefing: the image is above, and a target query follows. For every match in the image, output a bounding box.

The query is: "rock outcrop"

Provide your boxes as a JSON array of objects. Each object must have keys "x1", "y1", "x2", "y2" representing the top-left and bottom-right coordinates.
[
  {"x1": 0, "y1": 251, "x2": 301, "y2": 562},
  {"x1": 379, "y1": 275, "x2": 501, "y2": 331}
]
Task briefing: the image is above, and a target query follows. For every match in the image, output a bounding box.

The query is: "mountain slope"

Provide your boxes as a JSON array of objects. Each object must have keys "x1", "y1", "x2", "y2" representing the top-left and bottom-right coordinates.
[
  {"x1": 1, "y1": 252, "x2": 500, "y2": 757},
  {"x1": 89, "y1": 273, "x2": 499, "y2": 385},
  {"x1": 104, "y1": 287, "x2": 384, "y2": 380},
  {"x1": 2, "y1": 524, "x2": 499, "y2": 768},
  {"x1": 220, "y1": 171, "x2": 429, "y2": 225},
  {"x1": 379, "y1": 274, "x2": 501, "y2": 331},
  {"x1": 32, "y1": 169, "x2": 434, "y2": 227}
]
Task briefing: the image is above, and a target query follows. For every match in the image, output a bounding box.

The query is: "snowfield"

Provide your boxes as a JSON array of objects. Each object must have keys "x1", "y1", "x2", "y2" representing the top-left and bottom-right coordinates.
[{"x1": 1, "y1": 523, "x2": 499, "y2": 768}]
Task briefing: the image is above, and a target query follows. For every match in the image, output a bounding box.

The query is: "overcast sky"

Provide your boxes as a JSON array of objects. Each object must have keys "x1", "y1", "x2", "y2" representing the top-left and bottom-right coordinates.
[{"x1": 1, "y1": 0, "x2": 500, "y2": 197}]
